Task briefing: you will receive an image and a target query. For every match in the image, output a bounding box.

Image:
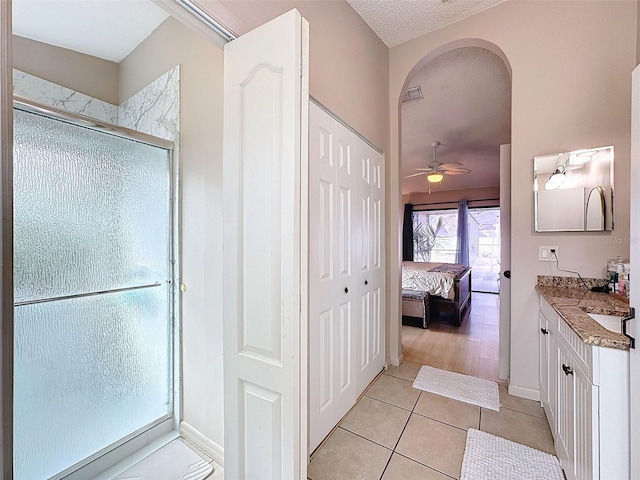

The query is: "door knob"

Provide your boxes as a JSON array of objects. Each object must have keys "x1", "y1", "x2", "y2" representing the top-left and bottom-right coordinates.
[
  {"x1": 344, "y1": 287, "x2": 348, "y2": 294},
  {"x1": 562, "y1": 364, "x2": 573, "y2": 376},
  {"x1": 503, "y1": 270, "x2": 511, "y2": 279},
  {"x1": 541, "y1": 328, "x2": 548, "y2": 335},
  {"x1": 364, "y1": 280, "x2": 368, "y2": 285}
]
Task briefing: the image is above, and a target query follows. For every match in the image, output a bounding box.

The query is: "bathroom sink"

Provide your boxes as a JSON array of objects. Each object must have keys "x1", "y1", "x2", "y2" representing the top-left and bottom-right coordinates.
[{"x1": 586, "y1": 313, "x2": 624, "y2": 334}]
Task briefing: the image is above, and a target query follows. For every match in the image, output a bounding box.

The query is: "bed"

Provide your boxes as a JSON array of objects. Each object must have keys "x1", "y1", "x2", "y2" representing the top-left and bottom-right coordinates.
[{"x1": 402, "y1": 261, "x2": 472, "y2": 327}]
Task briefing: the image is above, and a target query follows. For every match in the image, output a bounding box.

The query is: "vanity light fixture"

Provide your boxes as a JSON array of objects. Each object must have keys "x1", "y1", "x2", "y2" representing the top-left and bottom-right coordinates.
[{"x1": 545, "y1": 165, "x2": 566, "y2": 189}]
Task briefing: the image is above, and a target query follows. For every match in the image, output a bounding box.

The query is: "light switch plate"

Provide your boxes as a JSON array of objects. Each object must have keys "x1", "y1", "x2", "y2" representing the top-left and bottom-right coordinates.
[{"x1": 539, "y1": 246, "x2": 559, "y2": 262}]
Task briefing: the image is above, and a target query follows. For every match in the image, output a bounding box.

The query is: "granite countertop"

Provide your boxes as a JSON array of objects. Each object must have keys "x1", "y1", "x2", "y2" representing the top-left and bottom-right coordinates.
[{"x1": 536, "y1": 285, "x2": 631, "y2": 350}]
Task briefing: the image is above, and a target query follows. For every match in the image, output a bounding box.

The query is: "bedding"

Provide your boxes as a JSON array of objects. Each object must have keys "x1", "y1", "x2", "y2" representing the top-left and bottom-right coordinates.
[
  {"x1": 402, "y1": 261, "x2": 468, "y2": 300},
  {"x1": 401, "y1": 261, "x2": 472, "y2": 327}
]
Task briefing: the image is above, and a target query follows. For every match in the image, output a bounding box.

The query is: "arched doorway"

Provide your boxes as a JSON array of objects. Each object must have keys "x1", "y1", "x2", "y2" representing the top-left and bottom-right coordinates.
[{"x1": 396, "y1": 39, "x2": 512, "y2": 382}]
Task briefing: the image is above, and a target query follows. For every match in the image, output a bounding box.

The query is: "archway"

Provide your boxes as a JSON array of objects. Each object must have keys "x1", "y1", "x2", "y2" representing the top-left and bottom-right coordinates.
[{"x1": 393, "y1": 38, "x2": 512, "y2": 382}]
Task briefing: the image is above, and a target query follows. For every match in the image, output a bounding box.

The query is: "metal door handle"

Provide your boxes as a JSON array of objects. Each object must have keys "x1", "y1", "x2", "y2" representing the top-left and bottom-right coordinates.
[
  {"x1": 364, "y1": 280, "x2": 368, "y2": 285},
  {"x1": 541, "y1": 328, "x2": 548, "y2": 335},
  {"x1": 503, "y1": 270, "x2": 511, "y2": 279},
  {"x1": 344, "y1": 287, "x2": 348, "y2": 294}
]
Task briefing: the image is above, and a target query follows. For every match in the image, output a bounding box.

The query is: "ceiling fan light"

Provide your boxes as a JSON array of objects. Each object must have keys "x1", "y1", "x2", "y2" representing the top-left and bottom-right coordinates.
[{"x1": 427, "y1": 173, "x2": 443, "y2": 183}]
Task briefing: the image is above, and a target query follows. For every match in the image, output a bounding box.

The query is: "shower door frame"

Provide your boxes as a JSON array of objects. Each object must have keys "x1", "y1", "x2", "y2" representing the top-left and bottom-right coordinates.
[
  {"x1": 0, "y1": 2, "x2": 14, "y2": 477},
  {"x1": 12, "y1": 97, "x2": 182, "y2": 480}
]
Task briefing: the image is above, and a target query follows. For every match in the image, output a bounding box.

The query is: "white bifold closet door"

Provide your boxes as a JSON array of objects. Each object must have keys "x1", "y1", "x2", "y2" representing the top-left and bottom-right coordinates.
[{"x1": 308, "y1": 101, "x2": 385, "y2": 453}]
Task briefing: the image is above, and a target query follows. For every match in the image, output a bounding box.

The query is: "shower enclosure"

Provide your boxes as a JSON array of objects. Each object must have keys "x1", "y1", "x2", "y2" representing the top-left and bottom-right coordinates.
[{"x1": 13, "y1": 100, "x2": 175, "y2": 479}]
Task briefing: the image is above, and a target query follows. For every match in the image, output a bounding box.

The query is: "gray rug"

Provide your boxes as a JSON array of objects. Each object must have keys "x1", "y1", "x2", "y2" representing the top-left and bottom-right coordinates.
[
  {"x1": 461, "y1": 429, "x2": 563, "y2": 480},
  {"x1": 412, "y1": 365, "x2": 500, "y2": 411}
]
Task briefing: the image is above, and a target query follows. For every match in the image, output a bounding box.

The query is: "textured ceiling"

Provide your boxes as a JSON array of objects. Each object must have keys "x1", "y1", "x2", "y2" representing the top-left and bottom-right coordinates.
[
  {"x1": 346, "y1": 0, "x2": 507, "y2": 48},
  {"x1": 12, "y1": 0, "x2": 169, "y2": 62},
  {"x1": 401, "y1": 46, "x2": 511, "y2": 195}
]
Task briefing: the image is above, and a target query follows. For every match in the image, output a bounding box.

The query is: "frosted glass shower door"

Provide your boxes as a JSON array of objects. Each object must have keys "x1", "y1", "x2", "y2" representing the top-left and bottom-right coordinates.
[{"x1": 13, "y1": 107, "x2": 173, "y2": 480}]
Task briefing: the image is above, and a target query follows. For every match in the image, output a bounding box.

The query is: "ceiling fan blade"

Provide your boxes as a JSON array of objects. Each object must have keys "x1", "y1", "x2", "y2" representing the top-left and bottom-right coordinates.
[
  {"x1": 439, "y1": 162, "x2": 464, "y2": 168},
  {"x1": 443, "y1": 168, "x2": 471, "y2": 175},
  {"x1": 403, "y1": 172, "x2": 428, "y2": 179}
]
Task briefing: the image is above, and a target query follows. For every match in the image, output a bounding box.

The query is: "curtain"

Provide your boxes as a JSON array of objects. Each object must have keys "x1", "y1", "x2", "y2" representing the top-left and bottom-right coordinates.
[
  {"x1": 402, "y1": 203, "x2": 414, "y2": 261},
  {"x1": 456, "y1": 199, "x2": 469, "y2": 266}
]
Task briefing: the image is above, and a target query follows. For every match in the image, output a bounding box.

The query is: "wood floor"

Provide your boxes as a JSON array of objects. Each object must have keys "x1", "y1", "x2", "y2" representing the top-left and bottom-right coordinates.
[{"x1": 401, "y1": 292, "x2": 502, "y2": 383}]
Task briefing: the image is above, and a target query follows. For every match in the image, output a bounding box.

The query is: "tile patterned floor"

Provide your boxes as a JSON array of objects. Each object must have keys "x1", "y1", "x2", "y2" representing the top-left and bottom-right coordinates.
[
  {"x1": 307, "y1": 366, "x2": 554, "y2": 480},
  {"x1": 308, "y1": 292, "x2": 557, "y2": 480}
]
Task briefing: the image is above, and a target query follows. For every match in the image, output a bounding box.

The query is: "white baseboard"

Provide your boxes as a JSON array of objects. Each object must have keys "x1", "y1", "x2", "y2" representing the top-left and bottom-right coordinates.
[
  {"x1": 389, "y1": 353, "x2": 404, "y2": 367},
  {"x1": 180, "y1": 421, "x2": 224, "y2": 467},
  {"x1": 508, "y1": 384, "x2": 540, "y2": 402}
]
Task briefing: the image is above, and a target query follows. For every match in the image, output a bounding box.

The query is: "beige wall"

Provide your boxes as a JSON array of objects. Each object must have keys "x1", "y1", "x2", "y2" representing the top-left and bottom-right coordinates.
[
  {"x1": 390, "y1": 1, "x2": 636, "y2": 397},
  {"x1": 120, "y1": 17, "x2": 225, "y2": 447},
  {"x1": 407, "y1": 186, "x2": 500, "y2": 209},
  {"x1": 12, "y1": 35, "x2": 119, "y2": 104},
  {"x1": 637, "y1": 0, "x2": 640, "y2": 66}
]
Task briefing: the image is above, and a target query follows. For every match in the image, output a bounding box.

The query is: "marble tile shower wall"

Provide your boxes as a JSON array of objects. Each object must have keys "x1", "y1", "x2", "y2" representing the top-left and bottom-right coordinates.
[
  {"x1": 13, "y1": 70, "x2": 118, "y2": 124},
  {"x1": 12, "y1": 67, "x2": 180, "y2": 144},
  {"x1": 118, "y1": 66, "x2": 180, "y2": 142}
]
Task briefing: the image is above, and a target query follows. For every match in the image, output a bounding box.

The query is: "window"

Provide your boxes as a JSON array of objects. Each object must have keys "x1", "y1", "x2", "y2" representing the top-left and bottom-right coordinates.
[
  {"x1": 412, "y1": 209, "x2": 458, "y2": 263},
  {"x1": 468, "y1": 207, "x2": 501, "y2": 293},
  {"x1": 412, "y1": 206, "x2": 501, "y2": 294}
]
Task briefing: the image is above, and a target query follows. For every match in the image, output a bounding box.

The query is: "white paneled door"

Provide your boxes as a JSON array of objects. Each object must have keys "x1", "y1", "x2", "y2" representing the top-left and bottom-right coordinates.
[
  {"x1": 357, "y1": 138, "x2": 385, "y2": 393},
  {"x1": 223, "y1": 10, "x2": 309, "y2": 480},
  {"x1": 309, "y1": 102, "x2": 384, "y2": 453},
  {"x1": 499, "y1": 144, "x2": 511, "y2": 381},
  {"x1": 308, "y1": 103, "x2": 358, "y2": 453}
]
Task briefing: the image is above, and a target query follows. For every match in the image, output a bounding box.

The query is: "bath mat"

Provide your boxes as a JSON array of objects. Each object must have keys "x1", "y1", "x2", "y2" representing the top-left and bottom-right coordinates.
[
  {"x1": 461, "y1": 429, "x2": 563, "y2": 480},
  {"x1": 412, "y1": 365, "x2": 500, "y2": 411},
  {"x1": 113, "y1": 439, "x2": 213, "y2": 480}
]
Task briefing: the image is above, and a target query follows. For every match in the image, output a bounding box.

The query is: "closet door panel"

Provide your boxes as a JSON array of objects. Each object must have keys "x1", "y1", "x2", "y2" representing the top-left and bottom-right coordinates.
[
  {"x1": 309, "y1": 101, "x2": 385, "y2": 448},
  {"x1": 370, "y1": 152, "x2": 385, "y2": 365},
  {"x1": 356, "y1": 143, "x2": 384, "y2": 393},
  {"x1": 309, "y1": 103, "x2": 357, "y2": 453}
]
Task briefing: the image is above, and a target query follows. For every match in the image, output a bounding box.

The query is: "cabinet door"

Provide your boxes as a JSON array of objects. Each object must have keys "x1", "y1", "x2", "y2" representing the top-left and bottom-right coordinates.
[
  {"x1": 539, "y1": 312, "x2": 549, "y2": 411},
  {"x1": 547, "y1": 322, "x2": 558, "y2": 435},
  {"x1": 557, "y1": 342, "x2": 575, "y2": 479},
  {"x1": 574, "y1": 365, "x2": 598, "y2": 480}
]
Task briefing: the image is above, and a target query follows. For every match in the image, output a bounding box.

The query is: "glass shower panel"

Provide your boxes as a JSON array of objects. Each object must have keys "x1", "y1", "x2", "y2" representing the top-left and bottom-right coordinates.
[
  {"x1": 13, "y1": 109, "x2": 170, "y2": 303},
  {"x1": 14, "y1": 288, "x2": 171, "y2": 480},
  {"x1": 13, "y1": 107, "x2": 172, "y2": 480}
]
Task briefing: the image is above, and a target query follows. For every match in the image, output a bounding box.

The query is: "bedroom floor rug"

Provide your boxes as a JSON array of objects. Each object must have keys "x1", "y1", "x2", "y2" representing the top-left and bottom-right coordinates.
[
  {"x1": 461, "y1": 429, "x2": 563, "y2": 480},
  {"x1": 412, "y1": 365, "x2": 500, "y2": 411}
]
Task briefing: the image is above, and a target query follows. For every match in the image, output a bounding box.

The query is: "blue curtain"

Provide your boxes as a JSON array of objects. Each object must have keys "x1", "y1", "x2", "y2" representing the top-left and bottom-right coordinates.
[
  {"x1": 402, "y1": 203, "x2": 414, "y2": 261},
  {"x1": 456, "y1": 199, "x2": 469, "y2": 266}
]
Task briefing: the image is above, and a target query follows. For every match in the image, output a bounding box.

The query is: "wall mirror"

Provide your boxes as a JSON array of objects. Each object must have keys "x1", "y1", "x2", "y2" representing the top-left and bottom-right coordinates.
[{"x1": 534, "y1": 146, "x2": 614, "y2": 232}]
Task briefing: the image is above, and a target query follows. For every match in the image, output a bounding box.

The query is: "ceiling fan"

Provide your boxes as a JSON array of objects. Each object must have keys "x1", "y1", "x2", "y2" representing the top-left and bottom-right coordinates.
[{"x1": 404, "y1": 141, "x2": 471, "y2": 186}]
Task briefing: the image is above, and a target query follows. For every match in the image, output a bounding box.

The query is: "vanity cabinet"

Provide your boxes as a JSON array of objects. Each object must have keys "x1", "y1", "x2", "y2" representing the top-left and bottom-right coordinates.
[
  {"x1": 539, "y1": 302, "x2": 558, "y2": 432},
  {"x1": 538, "y1": 296, "x2": 629, "y2": 480}
]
